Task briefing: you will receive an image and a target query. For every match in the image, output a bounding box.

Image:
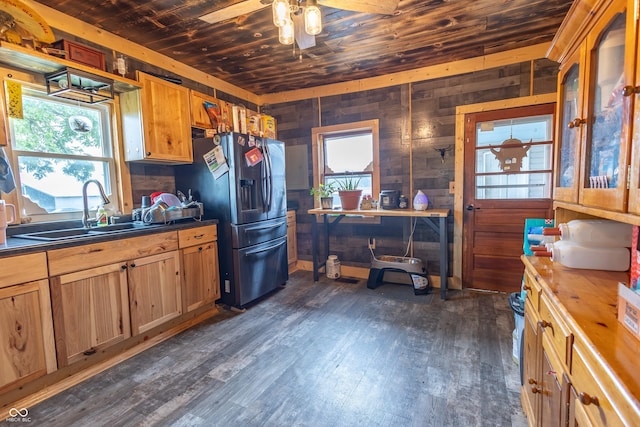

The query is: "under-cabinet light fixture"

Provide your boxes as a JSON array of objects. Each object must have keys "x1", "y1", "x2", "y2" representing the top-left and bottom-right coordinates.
[{"x1": 45, "y1": 67, "x2": 114, "y2": 104}]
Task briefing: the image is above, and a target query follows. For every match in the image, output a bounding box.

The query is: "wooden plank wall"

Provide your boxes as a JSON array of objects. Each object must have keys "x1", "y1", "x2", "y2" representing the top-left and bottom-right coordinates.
[{"x1": 272, "y1": 59, "x2": 559, "y2": 275}]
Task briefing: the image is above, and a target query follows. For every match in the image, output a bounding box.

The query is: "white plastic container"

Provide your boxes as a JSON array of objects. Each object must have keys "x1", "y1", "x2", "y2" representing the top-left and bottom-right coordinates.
[
  {"x1": 550, "y1": 240, "x2": 630, "y2": 271},
  {"x1": 326, "y1": 255, "x2": 341, "y2": 279},
  {"x1": 544, "y1": 219, "x2": 632, "y2": 248}
]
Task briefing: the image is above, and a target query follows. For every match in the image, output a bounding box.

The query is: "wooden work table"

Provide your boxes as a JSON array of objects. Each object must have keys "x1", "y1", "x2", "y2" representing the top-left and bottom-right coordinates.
[{"x1": 308, "y1": 208, "x2": 450, "y2": 299}]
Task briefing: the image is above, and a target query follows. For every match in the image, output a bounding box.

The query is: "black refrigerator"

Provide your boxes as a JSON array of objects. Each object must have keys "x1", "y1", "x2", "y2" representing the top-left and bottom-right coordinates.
[{"x1": 175, "y1": 132, "x2": 288, "y2": 308}]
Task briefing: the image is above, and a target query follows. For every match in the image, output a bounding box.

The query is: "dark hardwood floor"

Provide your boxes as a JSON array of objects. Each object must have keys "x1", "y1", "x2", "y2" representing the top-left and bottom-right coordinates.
[{"x1": 17, "y1": 271, "x2": 527, "y2": 426}]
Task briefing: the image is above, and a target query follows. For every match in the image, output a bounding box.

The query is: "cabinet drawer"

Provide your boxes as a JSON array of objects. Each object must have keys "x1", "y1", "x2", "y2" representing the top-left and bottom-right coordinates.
[
  {"x1": 523, "y1": 268, "x2": 542, "y2": 311},
  {"x1": 539, "y1": 293, "x2": 573, "y2": 368},
  {"x1": 572, "y1": 345, "x2": 624, "y2": 426},
  {"x1": 0, "y1": 252, "x2": 48, "y2": 288},
  {"x1": 178, "y1": 225, "x2": 217, "y2": 248},
  {"x1": 48, "y1": 232, "x2": 178, "y2": 276}
]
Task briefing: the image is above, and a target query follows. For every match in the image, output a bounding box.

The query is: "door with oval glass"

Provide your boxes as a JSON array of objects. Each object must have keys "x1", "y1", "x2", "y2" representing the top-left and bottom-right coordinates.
[{"x1": 463, "y1": 104, "x2": 554, "y2": 292}]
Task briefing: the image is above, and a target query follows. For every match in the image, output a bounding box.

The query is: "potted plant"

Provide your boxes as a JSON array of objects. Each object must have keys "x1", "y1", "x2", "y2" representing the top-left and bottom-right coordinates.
[
  {"x1": 310, "y1": 183, "x2": 335, "y2": 209},
  {"x1": 335, "y1": 175, "x2": 362, "y2": 210}
]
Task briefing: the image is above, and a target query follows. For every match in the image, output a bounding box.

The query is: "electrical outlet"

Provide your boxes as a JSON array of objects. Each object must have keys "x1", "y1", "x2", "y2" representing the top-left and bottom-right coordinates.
[
  {"x1": 224, "y1": 279, "x2": 230, "y2": 293},
  {"x1": 368, "y1": 237, "x2": 376, "y2": 249}
]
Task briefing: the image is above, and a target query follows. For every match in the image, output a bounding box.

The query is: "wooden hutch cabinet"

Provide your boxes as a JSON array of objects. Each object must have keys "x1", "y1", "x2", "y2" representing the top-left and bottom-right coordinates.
[{"x1": 521, "y1": 0, "x2": 640, "y2": 425}]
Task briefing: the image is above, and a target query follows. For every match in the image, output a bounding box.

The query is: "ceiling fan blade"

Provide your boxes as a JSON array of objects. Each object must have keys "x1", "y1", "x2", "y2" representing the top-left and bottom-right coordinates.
[
  {"x1": 293, "y1": 13, "x2": 316, "y2": 50},
  {"x1": 318, "y1": 0, "x2": 399, "y2": 15},
  {"x1": 198, "y1": 0, "x2": 270, "y2": 24}
]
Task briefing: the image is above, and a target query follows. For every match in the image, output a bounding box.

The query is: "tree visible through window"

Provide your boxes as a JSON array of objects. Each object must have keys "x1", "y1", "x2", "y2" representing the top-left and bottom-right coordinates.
[{"x1": 9, "y1": 87, "x2": 117, "y2": 220}]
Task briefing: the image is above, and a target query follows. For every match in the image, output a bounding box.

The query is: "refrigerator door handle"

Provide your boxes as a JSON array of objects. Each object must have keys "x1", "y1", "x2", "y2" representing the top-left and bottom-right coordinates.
[
  {"x1": 243, "y1": 222, "x2": 285, "y2": 232},
  {"x1": 264, "y1": 143, "x2": 273, "y2": 211},
  {"x1": 244, "y1": 239, "x2": 286, "y2": 256}
]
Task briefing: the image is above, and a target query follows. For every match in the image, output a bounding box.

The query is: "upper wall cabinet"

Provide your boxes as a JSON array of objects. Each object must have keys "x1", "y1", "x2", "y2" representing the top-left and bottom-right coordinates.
[
  {"x1": 190, "y1": 90, "x2": 215, "y2": 129},
  {"x1": 553, "y1": 46, "x2": 585, "y2": 203},
  {"x1": 549, "y1": 0, "x2": 637, "y2": 213},
  {"x1": 120, "y1": 71, "x2": 192, "y2": 164}
]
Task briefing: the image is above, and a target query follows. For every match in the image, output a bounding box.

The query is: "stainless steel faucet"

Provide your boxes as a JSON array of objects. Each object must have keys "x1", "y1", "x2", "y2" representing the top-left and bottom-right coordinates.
[{"x1": 82, "y1": 179, "x2": 111, "y2": 228}]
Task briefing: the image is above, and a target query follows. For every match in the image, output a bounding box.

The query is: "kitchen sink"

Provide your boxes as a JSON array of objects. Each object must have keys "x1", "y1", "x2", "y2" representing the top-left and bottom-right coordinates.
[
  {"x1": 13, "y1": 222, "x2": 153, "y2": 241},
  {"x1": 14, "y1": 228, "x2": 94, "y2": 241}
]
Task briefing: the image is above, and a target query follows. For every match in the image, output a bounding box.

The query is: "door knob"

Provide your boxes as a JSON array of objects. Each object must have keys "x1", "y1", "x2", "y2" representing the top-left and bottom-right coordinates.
[{"x1": 466, "y1": 204, "x2": 476, "y2": 211}]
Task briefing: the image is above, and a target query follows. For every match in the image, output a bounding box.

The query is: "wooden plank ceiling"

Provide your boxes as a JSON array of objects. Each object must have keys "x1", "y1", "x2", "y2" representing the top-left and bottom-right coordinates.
[{"x1": 35, "y1": 0, "x2": 573, "y2": 95}]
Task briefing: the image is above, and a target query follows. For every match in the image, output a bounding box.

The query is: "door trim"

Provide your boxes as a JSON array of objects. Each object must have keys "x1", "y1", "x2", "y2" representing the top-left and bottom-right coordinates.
[{"x1": 453, "y1": 93, "x2": 556, "y2": 290}]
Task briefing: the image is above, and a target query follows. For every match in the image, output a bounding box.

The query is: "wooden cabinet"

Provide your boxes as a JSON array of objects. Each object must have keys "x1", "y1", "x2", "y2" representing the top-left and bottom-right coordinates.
[
  {"x1": 179, "y1": 225, "x2": 220, "y2": 312},
  {"x1": 520, "y1": 256, "x2": 640, "y2": 426},
  {"x1": 48, "y1": 232, "x2": 181, "y2": 340},
  {"x1": 128, "y1": 251, "x2": 182, "y2": 335},
  {"x1": 0, "y1": 253, "x2": 56, "y2": 392},
  {"x1": 49, "y1": 263, "x2": 130, "y2": 367},
  {"x1": 120, "y1": 71, "x2": 192, "y2": 163},
  {"x1": 190, "y1": 90, "x2": 218, "y2": 129},
  {"x1": 549, "y1": 0, "x2": 637, "y2": 213},
  {"x1": 521, "y1": 270, "x2": 572, "y2": 427},
  {"x1": 286, "y1": 210, "x2": 297, "y2": 267}
]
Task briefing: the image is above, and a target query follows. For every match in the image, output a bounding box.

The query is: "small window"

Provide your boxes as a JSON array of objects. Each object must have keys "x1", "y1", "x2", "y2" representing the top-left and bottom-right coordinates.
[
  {"x1": 312, "y1": 120, "x2": 380, "y2": 209},
  {"x1": 8, "y1": 86, "x2": 118, "y2": 222}
]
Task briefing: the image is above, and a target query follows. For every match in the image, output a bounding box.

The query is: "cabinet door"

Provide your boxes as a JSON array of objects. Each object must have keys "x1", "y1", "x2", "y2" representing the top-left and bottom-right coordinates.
[
  {"x1": 182, "y1": 242, "x2": 219, "y2": 312},
  {"x1": 540, "y1": 337, "x2": 566, "y2": 427},
  {"x1": 626, "y1": 0, "x2": 640, "y2": 213},
  {"x1": 579, "y1": 3, "x2": 633, "y2": 211},
  {"x1": 190, "y1": 90, "x2": 217, "y2": 129},
  {"x1": 554, "y1": 47, "x2": 586, "y2": 203},
  {"x1": 287, "y1": 210, "x2": 297, "y2": 265},
  {"x1": 50, "y1": 263, "x2": 130, "y2": 367},
  {"x1": 128, "y1": 251, "x2": 182, "y2": 335},
  {"x1": 126, "y1": 71, "x2": 192, "y2": 163},
  {"x1": 0, "y1": 280, "x2": 56, "y2": 392},
  {"x1": 521, "y1": 298, "x2": 541, "y2": 424}
]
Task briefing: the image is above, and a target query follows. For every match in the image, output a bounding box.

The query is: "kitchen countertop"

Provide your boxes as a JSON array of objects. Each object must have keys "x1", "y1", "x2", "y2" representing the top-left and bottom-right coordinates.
[{"x1": 1, "y1": 218, "x2": 219, "y2": 257}]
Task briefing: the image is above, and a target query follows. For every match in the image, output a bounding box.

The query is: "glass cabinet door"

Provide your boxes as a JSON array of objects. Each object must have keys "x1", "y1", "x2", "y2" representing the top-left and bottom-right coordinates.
[
  {"x1": 580, "y1": 6, "x2": 633, "y2": 212},
  {"x1": 627, "y1": 2, "x2": 640, "y2": 214},
  {"x1": 554, "y1": 47, "x2": 584, "y2": 203}
]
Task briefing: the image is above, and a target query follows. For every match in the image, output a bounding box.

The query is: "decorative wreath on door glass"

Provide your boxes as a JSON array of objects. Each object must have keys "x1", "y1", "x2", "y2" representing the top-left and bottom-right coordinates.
[{"x1": 490, "y1": 138, "x2": 531, "y2": 172}]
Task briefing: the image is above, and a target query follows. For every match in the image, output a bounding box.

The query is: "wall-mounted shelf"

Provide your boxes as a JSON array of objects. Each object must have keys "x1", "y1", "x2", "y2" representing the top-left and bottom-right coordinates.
[{"x1": 0, "y1": 41, "x2": 140, "y2": 93}]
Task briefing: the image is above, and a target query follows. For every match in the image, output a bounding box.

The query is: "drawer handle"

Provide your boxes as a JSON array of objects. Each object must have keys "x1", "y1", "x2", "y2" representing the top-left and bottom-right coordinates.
[
  {"x1": 579, "y1": 392, "x2": 600, "y2": 406},
  {"x1": 523, "y1": 285, "x2": 532, "y2": 291},
  {"x1": 194, "y1": 234, "x2": 205, "y2": 239},
  {"x1": 528, "y1": 378, "x2": 538, "y2": 385},
  {"x1": 83, "y1": 348, "x2": 96, "y2": 356},
  {"x1": 538, "y1": 320, "x2": 555, "y2": 335}
]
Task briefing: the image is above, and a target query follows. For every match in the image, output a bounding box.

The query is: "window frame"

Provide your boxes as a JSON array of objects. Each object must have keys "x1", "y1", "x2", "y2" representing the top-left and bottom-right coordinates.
[
  {"x1": 311, "y1": 119, "x2": 380, "y2": 210},
  {"x1": 6, "y1": 80, "x2": 120, "y2": 223}
]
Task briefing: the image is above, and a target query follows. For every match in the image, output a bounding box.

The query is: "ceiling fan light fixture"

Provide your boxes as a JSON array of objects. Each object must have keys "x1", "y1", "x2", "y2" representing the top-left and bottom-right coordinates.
[
  {"x1": 272, "y1": 0, "x2": 290, "y2": 27},
  {"x1": 279, "y1": 17, "x2": 295, "y2": 45},
  {"x1": 304, "y1": 0, "x2": 322, "y2": 36}
]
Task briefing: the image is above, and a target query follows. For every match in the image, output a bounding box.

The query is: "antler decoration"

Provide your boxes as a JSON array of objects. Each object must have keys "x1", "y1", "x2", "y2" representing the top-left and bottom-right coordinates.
[{"x1": 434, "y1": 145, "x2": 453, "y2": 163}]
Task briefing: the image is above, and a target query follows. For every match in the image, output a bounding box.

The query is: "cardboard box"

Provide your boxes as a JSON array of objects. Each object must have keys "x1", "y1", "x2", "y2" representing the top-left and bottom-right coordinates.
[
  {"x1": 631, "y1": 226, "x2": 640, "y2": 290},
  {"x1": 52, "y1": 39, "x2": 106, "y2": 71},
  {"x1": 261, "y1": 114, "x2": 277, "y2": 139},
  {"x1": 247, "y1": 113, "x2": 261, "y2": 136},
  {"x1": 232, "y1": 105, "x2": 247, "y2": 134},
  {"x1": 618, "y1": 282, "x2": 640, "y2": 339}
]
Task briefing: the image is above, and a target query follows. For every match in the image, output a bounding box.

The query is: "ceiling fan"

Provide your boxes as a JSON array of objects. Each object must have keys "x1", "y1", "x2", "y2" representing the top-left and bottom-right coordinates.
[{"x1": 199, "y1": 0, "x2": 399, "y2": 49}]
